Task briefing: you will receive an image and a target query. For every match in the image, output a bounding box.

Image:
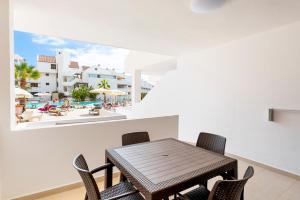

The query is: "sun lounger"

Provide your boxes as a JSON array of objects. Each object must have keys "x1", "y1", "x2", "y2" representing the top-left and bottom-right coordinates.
[
  {"x1": 48, "y1": 107, "x2": 62, "y2": 116},
  {"x1": 19, "y1": 111, "x2": 42, "y2": 122},
  {"x1": 74, "y1": 105, "x2": 85, "y2": 109},
  {"x1": 60, "y1": 99, "x2": 71, "y2": 111},
  {"x1": 88, "y1": 103, "x2": 102, "y2": 115},
  {"x1": 89, "y1": 108, "x2": 100, "y2": 115},
  {"x1": 38, "y1": 104, "x2": 56, "y2": 112}
]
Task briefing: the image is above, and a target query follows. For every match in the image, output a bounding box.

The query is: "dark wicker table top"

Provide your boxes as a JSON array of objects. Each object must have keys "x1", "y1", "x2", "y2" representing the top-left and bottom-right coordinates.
[{"x1": 106, "y1": 138, "x2": 237, "y2": 200}]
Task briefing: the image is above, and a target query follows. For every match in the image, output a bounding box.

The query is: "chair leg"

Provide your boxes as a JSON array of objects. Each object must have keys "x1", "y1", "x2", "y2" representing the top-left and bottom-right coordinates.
[
  {"x1": 240, "y1": 189, "x2": 244, "y2": 200},
  {"x1": 199, "y1": 180, "x2": 208, "y2": 188},
  {"x1": 221, "y1": 171, "x2": 231, "y2": 180},
  {"x1": 120, "y1": 173, "x2": 127, "y2": 182},
  {"x1": 203, "y1": 180, "x2": 208, "y2": 188}
]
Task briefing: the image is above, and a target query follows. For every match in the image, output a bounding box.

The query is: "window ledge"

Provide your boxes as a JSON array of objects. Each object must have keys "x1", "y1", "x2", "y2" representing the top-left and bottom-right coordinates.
[{"x1": 13, "y1": 113, "x2": 127, "y2": 131}]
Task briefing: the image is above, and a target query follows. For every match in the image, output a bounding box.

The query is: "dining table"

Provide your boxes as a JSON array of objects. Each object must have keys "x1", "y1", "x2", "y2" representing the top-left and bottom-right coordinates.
[{"x1": 105, "y1": 138, "x2": 238, "y2": 200}]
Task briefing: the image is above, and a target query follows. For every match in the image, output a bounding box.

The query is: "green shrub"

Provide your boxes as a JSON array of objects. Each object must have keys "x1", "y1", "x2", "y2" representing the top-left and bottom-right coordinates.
[
  {"x1": 71, "y1": 85, "x2": 89, "y2": 102},
  {"x1": 88, "y1": 86, "x2": 97, "y2": 101}
]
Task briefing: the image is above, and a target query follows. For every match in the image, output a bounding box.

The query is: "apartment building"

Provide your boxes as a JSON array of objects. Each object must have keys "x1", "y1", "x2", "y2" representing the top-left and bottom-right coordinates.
[{"x1": 28, "y1": 50, "x2": 153, "y2": 97}]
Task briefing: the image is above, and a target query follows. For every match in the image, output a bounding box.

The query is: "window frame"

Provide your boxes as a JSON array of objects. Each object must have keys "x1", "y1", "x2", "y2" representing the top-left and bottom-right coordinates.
[
  {"x1": 51, "y1": 64, "x2": 57, "y2": 70},
  {"x1": 30, "y1": 83, "x2": 39, "y2": 87}
]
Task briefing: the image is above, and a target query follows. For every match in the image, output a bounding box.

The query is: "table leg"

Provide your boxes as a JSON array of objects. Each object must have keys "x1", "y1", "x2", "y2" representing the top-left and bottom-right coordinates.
[
  {"x1": 120, "y1": 173, "x2": 127, "y2": 182},
  {"x1": 105, "y1": 157, "x2": 113, "y2": 189},
  {"x1": 227, "y1": 161, "x2": 238, "y2": 179}
]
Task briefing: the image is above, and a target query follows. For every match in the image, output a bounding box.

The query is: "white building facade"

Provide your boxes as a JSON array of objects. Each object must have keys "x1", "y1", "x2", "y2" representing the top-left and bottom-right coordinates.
[{"x1": 27, "y1": 51, "x2": 153, "y2": 100}]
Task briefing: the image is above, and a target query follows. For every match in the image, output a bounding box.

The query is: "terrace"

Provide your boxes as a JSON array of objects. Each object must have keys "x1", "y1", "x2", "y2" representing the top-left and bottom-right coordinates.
[{"x1": 0, "y1": 0, "x2": 300, "y2": 200}]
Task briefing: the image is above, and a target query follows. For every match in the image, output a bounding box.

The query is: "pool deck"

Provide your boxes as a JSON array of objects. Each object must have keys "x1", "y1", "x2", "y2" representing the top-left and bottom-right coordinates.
[{"x1": 16, "y1": 107, "x2": 127, "y2": 129}]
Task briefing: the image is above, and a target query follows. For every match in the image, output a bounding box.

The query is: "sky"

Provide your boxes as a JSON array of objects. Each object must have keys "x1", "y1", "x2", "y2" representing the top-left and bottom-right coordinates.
[{"x1": 14, "y1": 31, "x2": 130, "y2": 72}]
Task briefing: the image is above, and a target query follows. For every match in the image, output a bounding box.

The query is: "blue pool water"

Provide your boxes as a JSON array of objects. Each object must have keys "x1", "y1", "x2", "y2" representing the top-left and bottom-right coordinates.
[{"x1": 26, "y1": 101, "x2": 101, "y2": 109}]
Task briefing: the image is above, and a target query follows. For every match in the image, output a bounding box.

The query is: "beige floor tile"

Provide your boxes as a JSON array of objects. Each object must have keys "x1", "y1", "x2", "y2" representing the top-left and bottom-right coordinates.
[
  {"x1": 278, "y1": 181, "x2": 300, "y2": 200},
  {"x1": 34, "y1": 178, "x2": 118, "y2": 200},
  {"x1": 206, "y1": 159, "x2": 298, "y2": 200},
  {"x1": 207, "y1": 159, "x2": 265, "y2": 190},
  {"x1": 33, "y1": 159, "x2": 299, "y2": 200},
  {"x1": 237, "y1": 159, "x2": 265, "y2": 177},
  {"x1": 245, "y1": 170, "x2": 297, "y2": 200},
  {"x1": 34, "y1": 187, "x2": 85, "y2": 200}
]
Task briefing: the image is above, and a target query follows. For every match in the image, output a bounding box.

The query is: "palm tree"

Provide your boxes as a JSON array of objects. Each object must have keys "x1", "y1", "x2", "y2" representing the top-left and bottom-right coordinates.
[
  {"x1": 15, "y1": 62, "x2": 41, "y2": 89},
  {"x1": 98, "y1": 79, "x2": 110, "y2": 103},
  {"x1": 15, "y1": 62, "x2": 41, "y2": 110}
]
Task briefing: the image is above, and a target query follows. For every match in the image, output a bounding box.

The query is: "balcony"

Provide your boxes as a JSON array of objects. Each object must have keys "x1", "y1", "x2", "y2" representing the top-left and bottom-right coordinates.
[{"x1": 62, "y1": 77, "x2": 83, "y2": 87}]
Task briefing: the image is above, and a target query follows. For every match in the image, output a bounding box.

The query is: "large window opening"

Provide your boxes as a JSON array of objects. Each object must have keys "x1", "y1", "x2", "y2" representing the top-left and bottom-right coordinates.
[{"x1": 14, "y1": 31, "x2": 156, "y2": 128}]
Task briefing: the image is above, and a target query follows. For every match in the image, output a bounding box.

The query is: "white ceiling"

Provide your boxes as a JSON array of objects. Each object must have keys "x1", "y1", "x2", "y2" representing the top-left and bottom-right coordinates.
[
  {"x1": 125, "y1": 51, "x2": 176, "y2": 73},
  {"x1": 13, "y1": 0, "x2": 300, "y2": 56}
]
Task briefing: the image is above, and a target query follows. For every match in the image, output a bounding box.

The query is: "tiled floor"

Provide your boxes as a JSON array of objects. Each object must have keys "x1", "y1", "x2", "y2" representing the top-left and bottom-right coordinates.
[
  {"x1": 34, "y1": 177, "x2": 120, "y2": 200},
  {"x1": 35, "y1": 159, "x2": 299, "y2": 200}
]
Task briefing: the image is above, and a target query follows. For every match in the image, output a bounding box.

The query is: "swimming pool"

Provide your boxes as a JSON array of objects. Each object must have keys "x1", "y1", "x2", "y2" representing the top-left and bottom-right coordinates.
[{"x1": 26, "y1": 101, "x2": 102, "y2": 109}]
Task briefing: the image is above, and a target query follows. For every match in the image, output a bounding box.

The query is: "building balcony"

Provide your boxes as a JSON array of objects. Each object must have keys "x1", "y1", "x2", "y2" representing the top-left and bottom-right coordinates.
[{"x1": 62, "y1": 78, "x2": 84, "y2": 86}]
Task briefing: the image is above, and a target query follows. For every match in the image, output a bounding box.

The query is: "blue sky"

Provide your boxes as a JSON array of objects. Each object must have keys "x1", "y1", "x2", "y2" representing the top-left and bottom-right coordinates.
[{"x1": 14, "y1": 31, "x2": 129, "y2": 72}]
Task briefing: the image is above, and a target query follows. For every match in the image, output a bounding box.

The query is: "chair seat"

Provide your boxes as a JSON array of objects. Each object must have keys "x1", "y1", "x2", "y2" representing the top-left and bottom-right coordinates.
[
  {"x1": 176, "y1": 185, "x2": 210, "y2": 200},
  {"x1": 100, "y1": 181, "x2": 144, "y2": 200}
]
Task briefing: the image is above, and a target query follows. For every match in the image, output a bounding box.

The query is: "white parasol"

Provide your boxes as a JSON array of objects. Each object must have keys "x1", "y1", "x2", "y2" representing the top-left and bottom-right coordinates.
[
  {"x1": 15, "y1": 88, "x2": 33, "y2": 99},
  {"x1": 35, "y1": 92, "x2": 51, "y2": 97},
  {"x1": 89, "y1": 88, "x2": 110, "y2": 94}
]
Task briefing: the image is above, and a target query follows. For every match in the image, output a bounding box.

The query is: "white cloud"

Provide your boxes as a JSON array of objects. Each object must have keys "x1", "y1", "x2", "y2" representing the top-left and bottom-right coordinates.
[
  {"x1": 61, "y1": 45, "x2": 130, "y2": 72},
  {"x1": 32, "y1": 34, "x2": 66, "y2": 46},
  {"x1": 14, "y1": 54, "x2": 24, "y2": 61}
]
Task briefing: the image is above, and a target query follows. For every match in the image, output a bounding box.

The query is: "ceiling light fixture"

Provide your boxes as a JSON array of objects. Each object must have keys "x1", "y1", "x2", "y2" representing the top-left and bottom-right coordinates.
[{"x1": 190, "y1": 0, "x2": 226, "y2": 13}]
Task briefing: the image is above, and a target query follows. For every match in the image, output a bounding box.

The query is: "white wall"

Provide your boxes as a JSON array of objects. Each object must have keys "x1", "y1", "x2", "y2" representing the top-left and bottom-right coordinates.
[
  {"x1": 29, "y1": 72, "x2": 57, "y2": 93},
  {"x1": 0, "y1": 2, "x2": 179, "y2": 199},
  {"x1": 0, "y1": 0, "x2": 13, "y2": 198},
  {"x1": 2, "y1": 116, "x2": 178, "y2": 199},
  {"x1": 29, "y1": 62, "x2": 58, "y2": 93},
  {"x1": 35, "y1": 62, "x2": 57, "y2": 74},
  {"x1": 133, "y1": 21, "x2": 300, "y2": 176}
]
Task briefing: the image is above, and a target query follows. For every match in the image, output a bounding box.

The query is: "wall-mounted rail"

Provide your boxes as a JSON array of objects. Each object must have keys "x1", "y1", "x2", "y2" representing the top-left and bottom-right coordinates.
[{"x1": 268, "y1": 108, "x2": 300, "y2": 121}]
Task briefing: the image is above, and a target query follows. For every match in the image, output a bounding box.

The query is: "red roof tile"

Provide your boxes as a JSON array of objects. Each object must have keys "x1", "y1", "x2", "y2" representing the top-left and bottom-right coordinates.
[
  {"x1": 38, "y1": 55, "x2": 56, "y2": 63},
  {"x1": 82, "y1": 66, "x2": 90, "y2": 71},
  {"x1": 69, "y1": 61, "x2": 79, "y2": 69}
]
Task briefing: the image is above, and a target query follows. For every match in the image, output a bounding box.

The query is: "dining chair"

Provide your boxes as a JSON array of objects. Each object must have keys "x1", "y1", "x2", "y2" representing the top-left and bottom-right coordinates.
[
  {"x1": 120, "y1": 131, "x2": 150, "y2": 182},
  {"x1": 196, "y1": 132, "x2": 227, "y2": 188},
  {"x1": 176, "y1": 166, "x2": 254, "y2": 200},
  {"x1": 122, "y1": 131, "x2": 150, "y2": 146},
  {"x1": 196, "y1": 132, "x2": 226, "y2": 155},
  {"x1": 73, "y1": 154, "x2": 144, "y2": 200}
]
